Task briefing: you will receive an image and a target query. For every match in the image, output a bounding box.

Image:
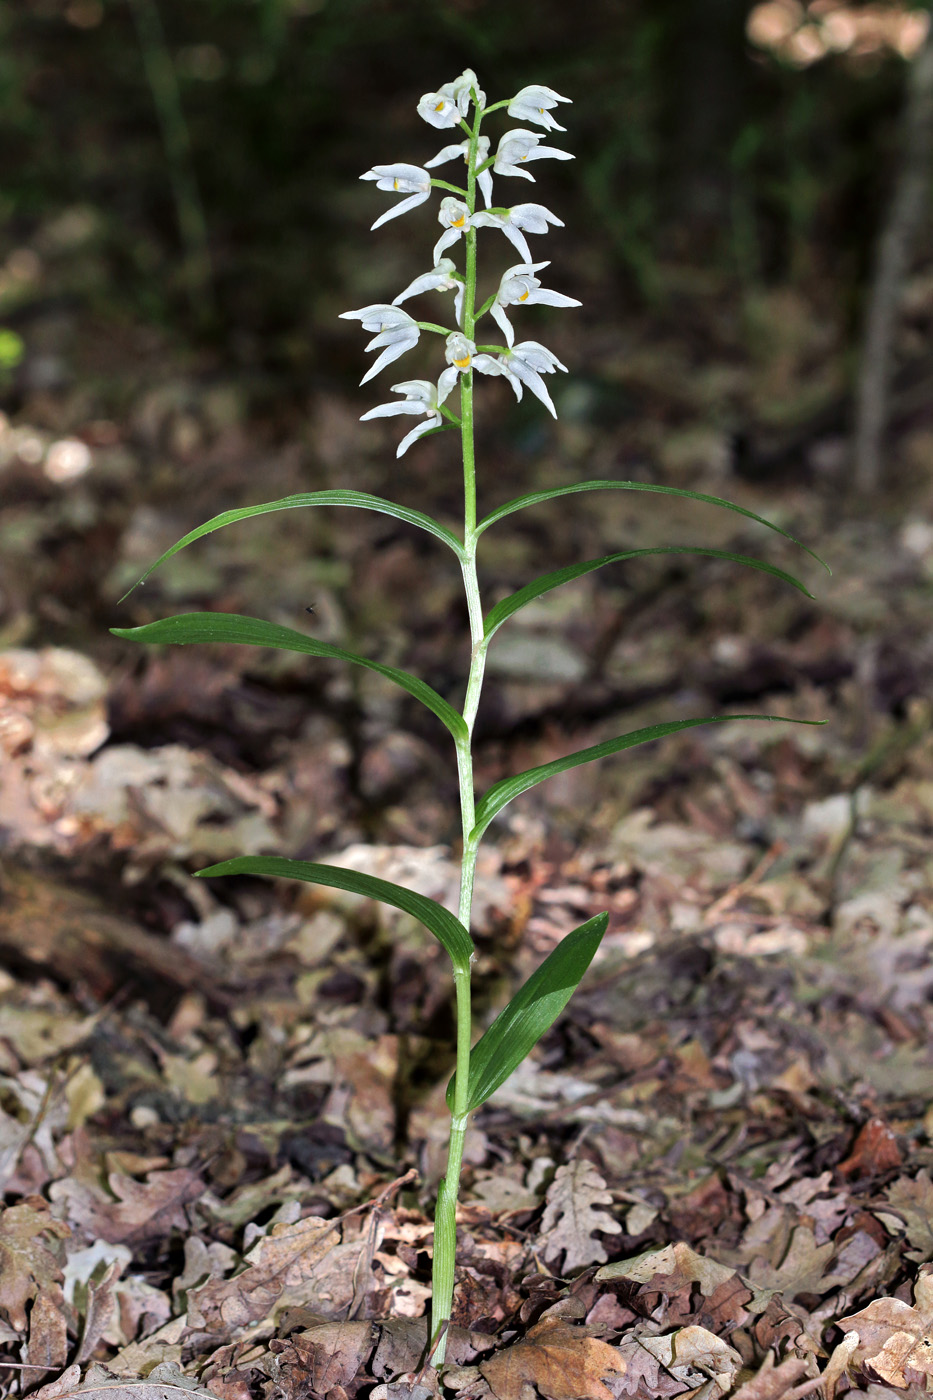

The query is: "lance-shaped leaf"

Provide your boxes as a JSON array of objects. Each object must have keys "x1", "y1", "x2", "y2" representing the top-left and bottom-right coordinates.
[
  {"x1": 195, "y1": 855, "x2": 474, "y2": 971},
  {"x1": 111, "y1": 612, "x2": 468, "y2": 742},
  {"x1": 119, "y1": 489, "x2": 465, "y2": 601},
  {"x1": 484, "y1": 546, "x2": 813, "y2": 641},
  {"x1": 471, "y1": 714, "x2": 823, "y2": 843},
  {"x1": 476, "y1": 480, "x2": 830, "y2": 573},
  {"x1": 447, "y1": 912, "x2": 608, "y2": 1112}
]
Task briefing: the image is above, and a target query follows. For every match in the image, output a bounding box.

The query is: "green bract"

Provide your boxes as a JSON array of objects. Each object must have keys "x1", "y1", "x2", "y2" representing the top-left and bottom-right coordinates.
[{"x1": 112, "y1": 69, "x2": 826, "y2": 1370}]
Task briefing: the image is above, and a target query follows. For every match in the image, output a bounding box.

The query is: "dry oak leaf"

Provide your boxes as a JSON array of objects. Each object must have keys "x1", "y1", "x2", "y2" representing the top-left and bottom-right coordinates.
[
  {"x1": 29, "y1": 1361, "x2": 218, "y2": 1400},
  {"x1": 49, "y1": 1168, "x2": 204, "y2": 1245},
  {"x1": 270, "y1": 1322, "x2": 376, "y2": 1395},
  {"x1": 881, "y1": 1171, "x2": 933, "y2": 1262},
  {"x1": 187, "y1": 1215, "x2": 338, "y2": 1334},
  {"x1": 596, "y1": 1241, "x2": 735, "y2": 1296},
  {"x1": 639, "y1": 1326, "x2": 743, "y2": 1394},
  {"x1": 745, "y1": 1226, "x2": 835, "y2": 1303},
  {"x1": 539, "y1": 1162, "x2": 620, "y2": 1272},
  {"x1": 479, "y1": 1316, "x2": 625, "y2": 1400},
  {"x1": 0, "y1": 1198, "x2": 70, "y2": 1331},
  {"x1": 836, "y1": 1270, "x2": 933, "y2": 1390}
]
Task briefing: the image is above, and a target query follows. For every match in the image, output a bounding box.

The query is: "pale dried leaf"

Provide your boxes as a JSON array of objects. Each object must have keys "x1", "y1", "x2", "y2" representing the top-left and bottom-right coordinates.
[
  {"x1": 539, "y1": 1161, "x2": 620, "y2": 1271},
  {"x1": 187, "y1": 1216, "x2": 338, "y2": 1334},
  {"x1": 596, "y1": 1241, "x2": 735, "y2": 1296},
  {"x1": 480, "y1": 1316, "x2": 626, "y2": 1400},
  {"x1": 0, "y1": 1199, "x2": 70, "y2": 1330}
]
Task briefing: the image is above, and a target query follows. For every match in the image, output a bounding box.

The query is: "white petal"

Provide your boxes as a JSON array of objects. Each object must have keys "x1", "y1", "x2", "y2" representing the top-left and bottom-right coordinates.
[
  {"x1": 425, "y1": 142, "x2": 466, "y2": 168},
  {"x1": 371, "y1": 190, "x2": 430, "y2": 230},
  {"x1": 499, "y1": 224, "x2": 534, "y2": 263},
  {"x1": 432, "y1": 227, "x2": 462, "y2": 263},
  {"x1": 360, "y1": 337, "x2": 416, "y2": 384},
  {"x1": 360, "y1": 401, "x2": 425, "y2": 420},
  {"x1": 397, "y1": 414, "x2": 442, "y2": 457},
  {"x1": 519, "y1": 369, "x2": 557, "y2": 417},
  {"x1": 490, "y1": 302, "x2": 515, "y2": 347},
  {"x1": 437, "y1": 365, "x2": 460, "y2": 402},
  {"x1": 477, "y1": 169, "x2": 494, "y2": 208},
  {"x1": 525, "y1": 289, "x2": 582, "y2": 309}
]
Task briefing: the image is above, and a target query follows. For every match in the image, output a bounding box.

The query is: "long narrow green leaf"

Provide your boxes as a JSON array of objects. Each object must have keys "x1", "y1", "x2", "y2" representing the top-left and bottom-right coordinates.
[
  {"x1": 484, "y1": 546, "x2": 813, "y2": 640},
  {"x1": 111, "y1": 612, "x2": 468, "y2": 742},
  {"x1": 471, "y1": 714, "x2": 824, "y2": 843},
  {"x1": 195, "y1": 855, "x2": 474, "y2": 971},
  {"x1": 447, "y1": 912, "x2": 609, "y2": 1113},
  {"x1": 119, "y1": 490, "x2": 465, "y2": 600},
  {"x1": 475, "y1": 481, "x2": 830, "y2": 573}
]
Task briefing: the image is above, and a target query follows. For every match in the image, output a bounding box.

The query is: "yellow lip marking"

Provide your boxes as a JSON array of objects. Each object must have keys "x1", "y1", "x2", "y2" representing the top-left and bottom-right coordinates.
[
  {"x1": 452, "y1": 215, "x2": 466, "y2": 227},
  {"x1": 519, "y1": 290, "x2": 530, "y2": 301},
  {"x1": 393, "y1": 178, "x2": 400, "y2": 190},
  {"x1": 453, "y1": 355, "x2": 471, "y2": 368},
  {"x1": 435, "y1": 101, "x2": 445, "y2": 112}
]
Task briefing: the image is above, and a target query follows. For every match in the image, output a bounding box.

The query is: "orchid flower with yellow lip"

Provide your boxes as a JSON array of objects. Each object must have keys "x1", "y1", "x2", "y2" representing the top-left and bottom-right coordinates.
[
  {"x1": 392, "y1": 258, "x2": 465, "y2": 326},
  {"x1": 507, "y1": 84, "x2": 572, "y2": 133},
  {"x1": 337, "y1": 304, "x2": 421, "y2": 384},
  {"x1": 471, "y1": 202, "x2": 564, "y2": 263},
  {"x1": 477, "y1": 339, "x2": 568, "y2": 417},
  {"x1": 426, "y1": 135, "x2": 493, "y2": 208},
  {"x1": 360, "y1": 163, "x2": 432, "y2": 229},
  {"x1": 434, "y1": 197, "x2": 472, "y2": 264},
  {"x1": 359, "y1": 378, "x2": 452, "y2": 457},
  {"x1": 418, "y1": 67, "x2": 485, "y2": 128},
  {"x1": 489, "y1": 260, "x2": 581, "y2": 347},
  {"x1": 494, "y1": 128, "x2": 574, "y2": 181}
]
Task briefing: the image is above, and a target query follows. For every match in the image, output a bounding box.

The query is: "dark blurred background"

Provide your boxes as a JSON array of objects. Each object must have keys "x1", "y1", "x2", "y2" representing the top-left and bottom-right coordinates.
[{"x1": 1, "y1": 0, "x2": 930, "y2": 425}]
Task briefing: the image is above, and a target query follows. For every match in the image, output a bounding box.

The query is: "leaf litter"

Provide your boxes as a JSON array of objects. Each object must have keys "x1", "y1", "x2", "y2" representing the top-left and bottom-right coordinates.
[{"x1": 4, "y1": 329, "x2": 933, "y2": 1395}]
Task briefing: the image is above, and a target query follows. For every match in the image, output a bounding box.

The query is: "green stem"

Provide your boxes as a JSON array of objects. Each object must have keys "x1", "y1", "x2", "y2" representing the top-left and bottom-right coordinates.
[{"x1": 430, "y1": 100, "x2": 486, "y2": 1369}]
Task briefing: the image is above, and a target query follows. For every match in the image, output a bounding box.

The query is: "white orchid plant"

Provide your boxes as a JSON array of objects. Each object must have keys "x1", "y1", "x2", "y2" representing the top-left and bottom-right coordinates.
[{"x1": 113, "y1": 68, "x2": 825, "y2": 1371}]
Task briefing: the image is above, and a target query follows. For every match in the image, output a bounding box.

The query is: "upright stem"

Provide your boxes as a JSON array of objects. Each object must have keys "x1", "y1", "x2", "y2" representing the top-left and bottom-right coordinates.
[{"x1": 430, "y1": 101, "x2": 487, "y2": 1368}]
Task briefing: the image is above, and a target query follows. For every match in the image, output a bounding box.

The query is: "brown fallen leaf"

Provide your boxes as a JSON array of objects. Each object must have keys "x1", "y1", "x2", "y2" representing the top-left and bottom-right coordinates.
[
  {"x1": 0, "y1": 1198, "x2": 70, "y2": 1331},
  {"x1": 187, "y1": 1216, "x2": 339, "y2": 1335},
  {"x1": 883, "y1": 1171, "x2": 933, "y2": 1262},
  {"x1": 729, "y1": 1353, "x2": 814, "y2": 1400},
  {"x1": 479, "y1": 1316, "x2": 626, "y2": 1400},
  {"x1": 539, "y1": 1161, "x2": 620, "y2": 1272},
  {"x1": 50, "y1": 1168, "x2": 204, "y2": 1245},
  {"x1": 270, "y1": 1321, "x2": 375, "y2": 1395},
  {"x1": 30, "y1": 1361, "x2": 218, "y2": 1400},
  {"x1": 639, "y1": 1325, "x2": 743, "y2": 1392},
  {"x1": 25, "y1": 1288, "x2": 69, "y2": 1375},
  {"x1": 596, "y1": 1241, "x2": 736, "y2": 1296},
  {"x1": 837, "y1": 1270, "x2": 933, "y2": 1389},
  {"x1": 837, "y1": 1118, "x2": 903, "y2": 1178}
]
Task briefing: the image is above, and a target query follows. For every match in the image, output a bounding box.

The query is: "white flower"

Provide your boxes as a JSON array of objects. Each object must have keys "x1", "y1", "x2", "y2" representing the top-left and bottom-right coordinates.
[
  {"x1": 471, "y1": 202, "x2": 564, "y2": 263},
  {"x1": 360, "y1": 164, "x2": 432, "y2": 229},
  {"x1": 493, "y1": 129, "x2": 573, "y2": 181},
  {"x1": 417, "y1": 92, "x2": 462, "y2": 129},
  {"x1": 433, "y1": 197, "x2": 472, "y2": 263},
  {"x1": 507, "y1": 84, "x2": 572, "y2": 133},
  {"x1": 418, "y1": 68, "x2": 485, "y2": 128},
  {"x1": 426, "y1": 135, "x2": 493, "y2": 207},
  {"x1": 482, "y1": 340, "x2": 568, "y2": 418},
  {"x1": 489, "y1": 260, "x2": 581, "y2": 347},
  {"x1": 436, "y1": 331, "x2": 477, "y2": 399},
  {"x1": 359, "y1": 378, "x2": 449, "y2": 457},
  {"x1": 338, "y1": 304, "x2": 421, "y2": 384},
  {"x1": 392, "y1": 258, "x2": 465, "y2": 326}
]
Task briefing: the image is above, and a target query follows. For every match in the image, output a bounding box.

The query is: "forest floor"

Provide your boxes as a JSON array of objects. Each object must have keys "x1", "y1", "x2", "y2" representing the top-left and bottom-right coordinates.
[{"x1": 2, "y1": 284, "x2": 933, "y2": 1399}]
